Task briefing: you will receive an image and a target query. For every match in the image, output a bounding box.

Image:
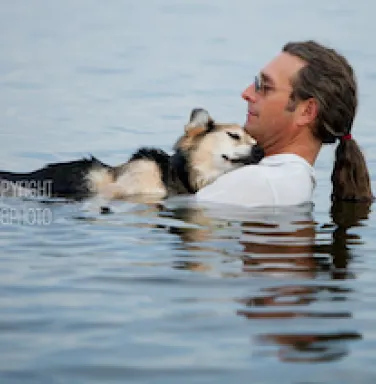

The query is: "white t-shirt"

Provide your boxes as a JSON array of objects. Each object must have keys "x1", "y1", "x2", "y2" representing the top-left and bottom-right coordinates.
[{"x1": 195, "y1": 154, "x2": 316, "y2": 207}]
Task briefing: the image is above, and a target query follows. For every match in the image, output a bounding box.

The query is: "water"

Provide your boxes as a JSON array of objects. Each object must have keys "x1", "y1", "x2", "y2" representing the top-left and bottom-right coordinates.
[{"x1": 1, "y1": 1, "x2": 376, "y2": 383}]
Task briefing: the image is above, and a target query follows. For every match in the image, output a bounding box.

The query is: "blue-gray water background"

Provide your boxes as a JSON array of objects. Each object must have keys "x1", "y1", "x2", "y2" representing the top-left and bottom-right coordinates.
[{"x1": 1, "y1": 1, "x2": 376, "y2": 383}]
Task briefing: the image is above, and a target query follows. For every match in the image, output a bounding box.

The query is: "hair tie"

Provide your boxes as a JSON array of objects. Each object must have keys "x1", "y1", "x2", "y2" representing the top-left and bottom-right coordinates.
[{"x1": 342, "y1": 133, "x2": 352, "y2": 141}]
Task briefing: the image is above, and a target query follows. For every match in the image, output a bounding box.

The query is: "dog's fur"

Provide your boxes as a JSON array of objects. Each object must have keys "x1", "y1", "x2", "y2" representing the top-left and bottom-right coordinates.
[{"x1": 0, "y1": 108, "x2": 264, "y2": 200}]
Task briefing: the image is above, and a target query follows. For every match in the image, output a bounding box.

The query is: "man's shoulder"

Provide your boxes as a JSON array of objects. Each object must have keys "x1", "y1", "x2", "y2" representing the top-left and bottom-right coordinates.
[
  {"x1": 210, "y1": 153, "x2": 315, "y2": 193},
  {"x1": 207, "y1": 153, "x2": 313, "y2": 185},
  {"x1": 195, "y1": 153, "x2": 315, "y2": 207},
  {"x1": 259, "y1": 153, "x2": 313, "y2": 168}
]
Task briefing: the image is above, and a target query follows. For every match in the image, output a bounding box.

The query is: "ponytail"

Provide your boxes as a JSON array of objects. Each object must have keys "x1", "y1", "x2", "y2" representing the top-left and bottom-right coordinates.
[
  {"x1": 331, "y1": 137, "x2": 373, "y2": 202},
  {"x1": 282, "y1": 41, "x2": 373, "y2": 202}
]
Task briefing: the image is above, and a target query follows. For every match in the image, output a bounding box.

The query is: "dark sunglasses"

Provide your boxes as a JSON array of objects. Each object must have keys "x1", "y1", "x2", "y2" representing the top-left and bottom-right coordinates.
[
  {"x1": 254, "y1": 74, "x2": 290, "y2": 95},
  {"x1": 254, "y1": 75, "x2": 274, "y2": 94},
  {"x1": 254, "y1": 75, "x2": 263, "y2": 93}
]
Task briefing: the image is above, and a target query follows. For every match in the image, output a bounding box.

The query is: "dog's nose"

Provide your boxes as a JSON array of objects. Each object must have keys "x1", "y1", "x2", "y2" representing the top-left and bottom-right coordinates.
[
  {"x1": 252, "y1": 145, "x2": 265, "y2": 163},
  {"x1": 244, "y1": 145, "x2": 264, "y2": 165}
]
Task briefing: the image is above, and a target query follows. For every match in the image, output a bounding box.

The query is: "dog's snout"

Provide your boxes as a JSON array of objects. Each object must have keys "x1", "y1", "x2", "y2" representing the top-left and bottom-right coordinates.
[
  {"x1": 250, "y1": 145, "x2": 265, "y2": 164},
  {"x1": 241, "y1": 145, "x2": 264, "y2": 165}
]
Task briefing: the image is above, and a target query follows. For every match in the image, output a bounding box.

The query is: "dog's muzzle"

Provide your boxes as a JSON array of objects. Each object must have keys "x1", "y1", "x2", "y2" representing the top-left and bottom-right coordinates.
[
  {"x1": 247, "y1": 145, "x2": 265, "y2": 164},
  {"x1": 222, "y1": 145, "x2": 265, "y2": 165}
]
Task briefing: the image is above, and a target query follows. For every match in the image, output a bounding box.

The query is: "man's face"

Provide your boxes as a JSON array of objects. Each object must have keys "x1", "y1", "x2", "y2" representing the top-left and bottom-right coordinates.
[{"x1": 242, "y1": 52, "x2": 307, "y2": 149}]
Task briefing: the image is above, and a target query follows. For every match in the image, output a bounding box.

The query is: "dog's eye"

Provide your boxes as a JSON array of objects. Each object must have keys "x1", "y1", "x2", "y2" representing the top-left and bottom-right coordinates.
[{"x1": 227, "y1": 132, "x2": 241, "y2": 140}]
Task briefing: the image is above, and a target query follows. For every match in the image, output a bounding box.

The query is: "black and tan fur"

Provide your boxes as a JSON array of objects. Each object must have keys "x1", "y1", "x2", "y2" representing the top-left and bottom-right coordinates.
[{"x1": 0, "y1": 108, "x2": 264, "y2": 200}]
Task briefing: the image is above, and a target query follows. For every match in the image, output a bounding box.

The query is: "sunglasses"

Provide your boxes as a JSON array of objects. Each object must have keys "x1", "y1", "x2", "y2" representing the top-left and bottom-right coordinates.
[
  {"x1": 254, "y1": 74, "x2": 291, "y2": 95},
  {"x1": 254, "y1": 75, "x2": 273, "y2": 94},
  {"x1": 254, "y1": 75, "x2": 264, "y2": 93}
]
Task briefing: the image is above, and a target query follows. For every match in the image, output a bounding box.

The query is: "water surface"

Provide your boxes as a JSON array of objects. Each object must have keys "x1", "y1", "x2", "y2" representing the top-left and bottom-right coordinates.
[{"x1": 0, "y1": 1, "x2": 376, "y2": 383}]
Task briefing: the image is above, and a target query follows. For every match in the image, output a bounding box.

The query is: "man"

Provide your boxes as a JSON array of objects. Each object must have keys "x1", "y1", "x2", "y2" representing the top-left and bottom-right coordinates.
[{"x1": 196, "y1": 40, "x2": 373, "y2": 206}]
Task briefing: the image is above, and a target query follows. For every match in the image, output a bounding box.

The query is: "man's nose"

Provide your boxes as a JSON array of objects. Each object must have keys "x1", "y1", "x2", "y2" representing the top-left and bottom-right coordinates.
[{"x1": 241, "y1": 84, "x2": 257, "y2": 103}]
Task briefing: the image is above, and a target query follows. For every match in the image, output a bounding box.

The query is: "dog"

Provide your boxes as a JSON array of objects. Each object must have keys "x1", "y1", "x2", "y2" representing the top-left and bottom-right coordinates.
[{"x1": 0, "y1": 108, "x2": 264, "y2": 201}]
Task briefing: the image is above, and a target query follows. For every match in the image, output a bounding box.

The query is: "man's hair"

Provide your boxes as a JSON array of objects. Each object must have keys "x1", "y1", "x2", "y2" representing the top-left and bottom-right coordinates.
[{"x1": 283, "y1": 40, "x2": 373, "y2": 202}]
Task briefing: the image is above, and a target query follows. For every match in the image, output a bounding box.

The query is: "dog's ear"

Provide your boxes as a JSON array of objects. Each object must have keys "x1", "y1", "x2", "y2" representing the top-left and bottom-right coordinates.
[{"x1": 184, "y1": 108, "x2": 214, "y2": 136}]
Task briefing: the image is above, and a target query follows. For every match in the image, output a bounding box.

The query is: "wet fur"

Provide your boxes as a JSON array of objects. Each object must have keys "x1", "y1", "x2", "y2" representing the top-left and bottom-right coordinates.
[{"x1": 0, "y1": 109, "x2": 264, "y2": 200}]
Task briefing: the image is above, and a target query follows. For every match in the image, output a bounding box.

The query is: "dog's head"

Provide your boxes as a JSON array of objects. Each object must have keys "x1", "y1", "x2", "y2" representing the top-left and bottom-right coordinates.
[{"x1": 173, "y1": 108, "x2": 264, "y2": 191}]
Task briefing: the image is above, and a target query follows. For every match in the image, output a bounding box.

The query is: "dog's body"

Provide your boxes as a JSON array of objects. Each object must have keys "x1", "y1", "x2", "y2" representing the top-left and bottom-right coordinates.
[{"x1": 0, "y1": 109, "x2": 263, "y2": 200}]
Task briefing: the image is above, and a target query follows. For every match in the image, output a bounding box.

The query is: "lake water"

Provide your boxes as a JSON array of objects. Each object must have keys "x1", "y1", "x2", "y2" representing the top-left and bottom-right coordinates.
[{"x1": 1, "y1": 1, "x2": 376, "y2": 383}]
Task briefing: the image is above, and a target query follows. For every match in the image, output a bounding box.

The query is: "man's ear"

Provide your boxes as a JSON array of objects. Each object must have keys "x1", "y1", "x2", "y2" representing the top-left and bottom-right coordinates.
[{"x1": 296, "y1": 98, "x2": 319, "y2": 126}]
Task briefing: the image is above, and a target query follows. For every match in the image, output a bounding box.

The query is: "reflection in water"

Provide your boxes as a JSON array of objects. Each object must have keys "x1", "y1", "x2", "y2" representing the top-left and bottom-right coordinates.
[
  {"x1": 130, "y1": 201, "x2": 239, "y2": 273},
  {"x1": 159, "y1": 199, "x2": 371, "y2": 364},
  {"x1": 315, "y1": 201, "x2": 372, "y2": 280},
  {"x1": 0, "y1": 190, "x2": 372, "y2": 378},
  {"x1": 256, "y1": 332, "x2": 362, "y2": 363},
  {"x1": 237, "y1": 284, "x2": 352, "y2": 319},
  {"x1": 238, "y1": 201, "x2": 370, "y2": 363},
  {"x1": 240, "y1": 216, "x2": 318, "y2": 278},
  {"x1": 65, "y1": 197, "x2": 372, "y2": 365}
]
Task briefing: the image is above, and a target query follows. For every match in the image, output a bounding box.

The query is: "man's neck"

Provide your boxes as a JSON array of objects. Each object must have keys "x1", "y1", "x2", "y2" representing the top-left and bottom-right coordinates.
[{"x1": 264, "y1": 136, "x2": 322, "y2": 166}]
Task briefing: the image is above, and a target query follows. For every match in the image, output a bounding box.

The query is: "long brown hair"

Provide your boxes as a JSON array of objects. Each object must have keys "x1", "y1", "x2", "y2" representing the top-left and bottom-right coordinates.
[{"x1": 283, "y1": 41, "x2": 373, "y2": 202}]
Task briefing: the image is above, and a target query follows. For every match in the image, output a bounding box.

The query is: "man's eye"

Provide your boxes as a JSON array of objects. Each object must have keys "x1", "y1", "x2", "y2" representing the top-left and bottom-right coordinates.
[{"x1": 227, "y1": 132, "x2": 241, "y2": 140}]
